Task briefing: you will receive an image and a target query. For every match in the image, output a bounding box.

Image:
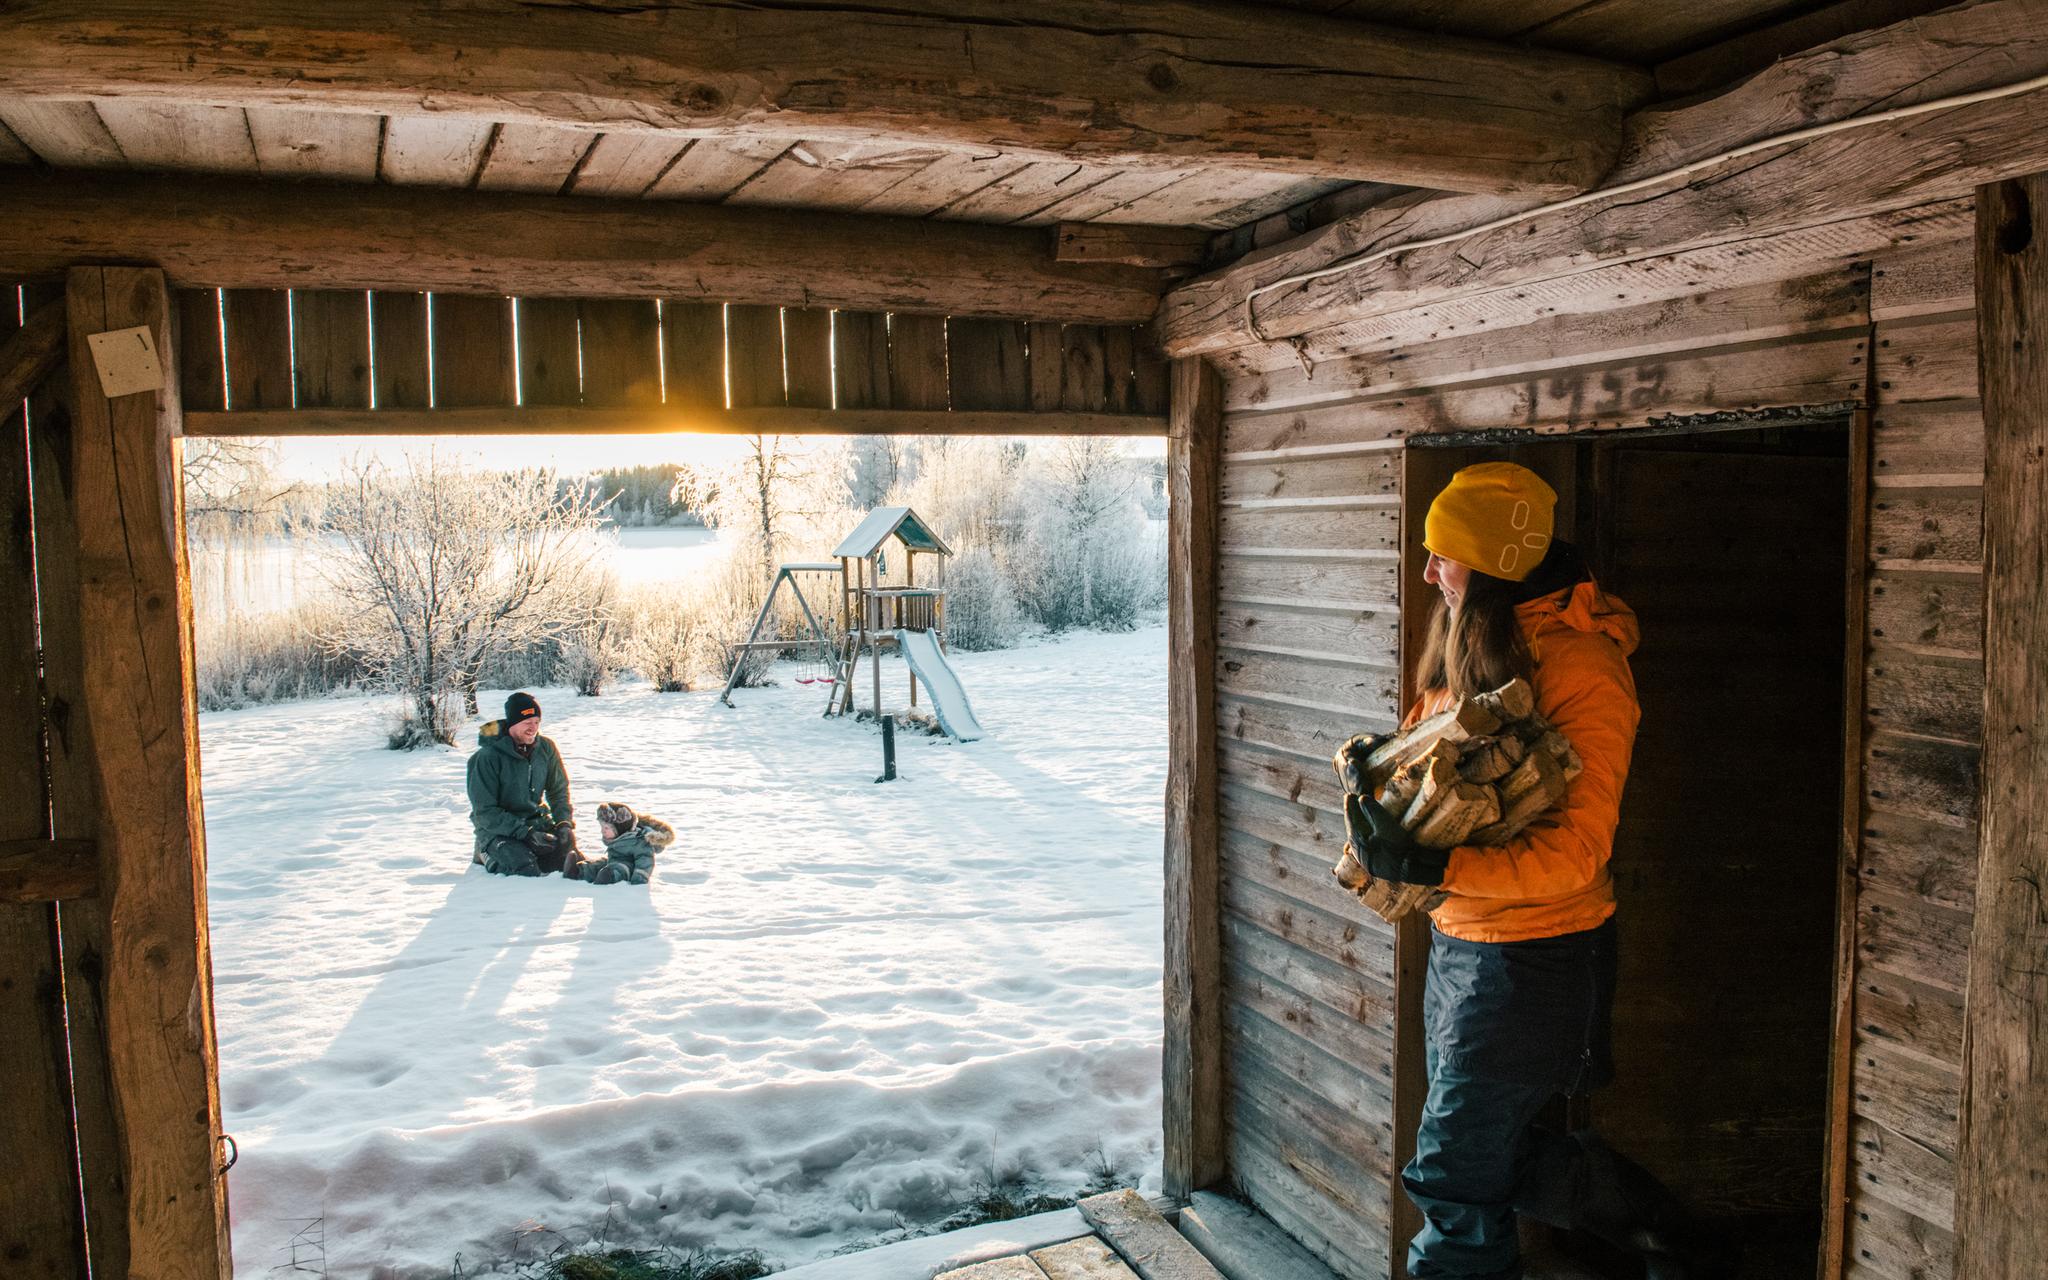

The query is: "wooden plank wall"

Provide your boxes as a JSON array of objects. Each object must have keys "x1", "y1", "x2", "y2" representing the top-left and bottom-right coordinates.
[
  {"x1": 1842, "y1": 235, "x2": 1980, "y2": 1280},
  {"x1": 1208, "y1": 204, "x2": 1983, "y2": 1280},
  {"x1": 177, "y1": 288, "x2": 1166, "y2": 420}
]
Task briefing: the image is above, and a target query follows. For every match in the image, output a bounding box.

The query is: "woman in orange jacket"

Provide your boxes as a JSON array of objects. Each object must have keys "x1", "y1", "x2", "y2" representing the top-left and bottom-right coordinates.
[{"x1": 1345, "y1": 463, "x2": 1734, "y2": 1280}]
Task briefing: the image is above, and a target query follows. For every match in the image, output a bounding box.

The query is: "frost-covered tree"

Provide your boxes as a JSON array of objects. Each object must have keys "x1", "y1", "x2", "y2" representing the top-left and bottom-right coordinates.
[
  {"x1": 1015, "y1": 438, "x2": 1157, "y2": 632},
  {"x1": 318, "y1": 455, "x2": 608, "y2": 746},
  {"x1": 708, "y1": 434, "x2": 851, "y2": 579}
]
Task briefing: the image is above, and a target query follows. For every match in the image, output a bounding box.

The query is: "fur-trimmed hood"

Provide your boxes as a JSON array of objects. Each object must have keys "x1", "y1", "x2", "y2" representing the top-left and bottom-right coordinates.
[{"x1": 607, "y1": 815, "x2": 675, "y2": 851}]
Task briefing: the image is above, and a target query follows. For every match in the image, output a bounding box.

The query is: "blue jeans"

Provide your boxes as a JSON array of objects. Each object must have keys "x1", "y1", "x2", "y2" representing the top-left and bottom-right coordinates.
[{"x1": 1404, "y1": 921, "x2": 1673, "y2": 1279}]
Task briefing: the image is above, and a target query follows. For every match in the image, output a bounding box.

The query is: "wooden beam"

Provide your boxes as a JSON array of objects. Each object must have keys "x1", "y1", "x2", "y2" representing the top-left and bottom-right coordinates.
[
  {"x1": 0, "y1": 297, "x2": 64, "y2": 409},
  {"x1": 0, "y1": 391, "x2": 88, "y2": 1280},
  {"x1": 185, "y1": 405, "x2": 1168, "y2": 437},
  {"x1": 65, "y1": 265, "x2": 230, "y2": 1274},
  {"x1": 0, "y1": 171, "x2": 1164, "y2": 326},
  {"x1": 1955, "y1": 170, "x2": 2048, "y2": 1280},
  {"x1": 0, "y1": 1, "x2": 1649, "y2": 199},
  {"x1": 1163, "y1": 357, "x2": 1224, "y2": 1199},
  {"x1": 1056, "y1": 224, "x2": 1212, "y2": 272},
  {"x1": 1160, "y1": 0, "x2": 2048, "y2": 358},
  {"x1": 0, "y1": 839, "x2": 99, "y2": 903}
]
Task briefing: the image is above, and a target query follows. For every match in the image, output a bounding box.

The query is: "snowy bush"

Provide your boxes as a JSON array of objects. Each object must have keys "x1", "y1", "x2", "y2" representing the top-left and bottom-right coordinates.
[
  {"x1": 1008, "y1": 439, "x2": 1159, "y2": 634},
  {"x1": 939, "y1": 546, "x2": 1021, "y2": 651},
  {"x1": 696, "y1": 542, "x2": 780, "y2": 690},
  {"x1": 556, "y1": 572, "x2": 629, "y2": 697},
  {"x1": 192, "y1": 600, "x2": 367, "y2": 710},
  {"x1": 624, "y1": 586, "x2": 706, "y2": 692}
]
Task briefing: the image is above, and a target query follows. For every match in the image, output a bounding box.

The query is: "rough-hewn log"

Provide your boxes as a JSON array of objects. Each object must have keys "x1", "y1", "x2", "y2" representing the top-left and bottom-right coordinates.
[
  {"x1": 1954, "y1": 171, "x2": 2048, "y2": 1280},
  {"x1": 0, "y1": 172, "x2": 1164, "y2": 325},
  {"x1": 1163, "y1": 357, "x2": 1224, "y2": 1200},
  {"x1": 1056, "y1": 224, "x2": 1212, "y2": 271},
  {"x1": 0, "y1": 297, "x2": 64, "y2": 409},
  {"x1": 0, "y1": 1, "x2": 1649, "y2": 198},
  {"x1": 0, "y1": 839, "x2": 100, "y2": 903},
  {"x1": 65, "y1": 265, "x2": 230, "y2": 1275},
  {"x1": 1161, "y1": 0, "x2": 2048, "y2": 358},
  {"x1": 185, "y1": 405, "x2": 1166, "y2": 437}
]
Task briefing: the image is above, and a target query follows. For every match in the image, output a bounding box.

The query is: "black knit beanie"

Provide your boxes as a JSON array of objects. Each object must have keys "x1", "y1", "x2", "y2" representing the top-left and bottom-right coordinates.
[{"x1": 505, "y1": 692, "x2": 541, "y2": 726}]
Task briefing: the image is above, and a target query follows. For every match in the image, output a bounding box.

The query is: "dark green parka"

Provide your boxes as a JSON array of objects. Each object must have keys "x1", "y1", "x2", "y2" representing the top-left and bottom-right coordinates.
[{"x1": 467, "y1": 719, "x2": 573, "y2": 856}]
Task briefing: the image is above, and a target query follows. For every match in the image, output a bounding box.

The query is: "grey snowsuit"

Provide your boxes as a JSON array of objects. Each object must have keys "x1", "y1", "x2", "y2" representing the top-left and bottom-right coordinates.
[{"x1": 584, "y1": 815, "x2": 674, "y2": 885}]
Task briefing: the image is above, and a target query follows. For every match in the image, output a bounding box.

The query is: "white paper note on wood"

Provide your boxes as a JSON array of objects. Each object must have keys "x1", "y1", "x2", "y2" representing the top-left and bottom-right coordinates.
[{"x1": 86, "y1": 325, "x2": 164, "y2": 398}]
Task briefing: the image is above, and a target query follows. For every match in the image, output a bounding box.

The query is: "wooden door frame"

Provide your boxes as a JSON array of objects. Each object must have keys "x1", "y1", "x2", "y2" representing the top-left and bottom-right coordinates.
[
  {"x1": 1390, "y1": 417, "x2": 1871, "y2": 1280},
  {"x1": 61, "y1": 265, "x2": 1211, "y2": 1267}
]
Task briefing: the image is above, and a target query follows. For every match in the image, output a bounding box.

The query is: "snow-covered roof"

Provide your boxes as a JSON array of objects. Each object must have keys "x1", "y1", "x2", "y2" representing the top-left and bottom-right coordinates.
[{"x1": 831, "y1": 505, "x2": 953, "y2": 559}]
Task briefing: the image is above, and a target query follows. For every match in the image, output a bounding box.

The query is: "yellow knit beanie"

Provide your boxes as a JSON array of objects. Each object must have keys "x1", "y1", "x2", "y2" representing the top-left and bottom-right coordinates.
[{"x1": 1424, "y1": 462, "x2": 1557, "y2": 582}]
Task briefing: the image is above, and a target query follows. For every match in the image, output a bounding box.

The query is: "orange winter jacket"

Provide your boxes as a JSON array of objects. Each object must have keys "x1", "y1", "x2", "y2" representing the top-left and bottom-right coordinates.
[{"x1": 1405, "y1": 579, "x2": 1641, "y2": 944}]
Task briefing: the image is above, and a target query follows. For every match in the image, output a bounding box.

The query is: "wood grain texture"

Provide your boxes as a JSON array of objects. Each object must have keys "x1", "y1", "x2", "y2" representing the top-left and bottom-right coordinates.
[
  {"x1": 370, "y1": 290, "x2": 430, "y2": 409},
  {"x1": 0, "y1": 839, "x2": 98, "y2": 902},
  {"x1": 0, "y1": 399, "x2": 89, "y2": 1277},
  {"x1": 187, "y1": 405, "x2": 1165, "y2": 437},
  {"x1": 1176, "y1": 1190, "x2": 1345, "y2": 1280},
  {"x1": 1078, "y1": 1189, "x2": 1226, "y2": 1280},
  {"x1": 290, "y1": 288, "x2": 371, "y2": 410},
  {"x1": 888, "y1": 315, "x2": 950, "y2": 412},
  {"x1": 516, "y1": 296, "x2": 582, "y2": 406},
  {"x1": 661, "y1": 300, "x2": 726, "y2": 411},
  {"x1": 1161, "y1": 0, "x2": 2048, "y2": 357},
  {"x1": 65, "y1": 264, "x2": 230, "y2": 1278},
  {"x1": 221, "y1": 287, "x2": 291, "y2": 411},
  {"x1": 174, "y1": 288, "x2": 225, "y2": 413},
  {"x1": 0, "y1": 2, "x2": 1650, "y2": 197},
  {"x1": 1164, "y1": 357, "x2": 1224, "y2": 1200},
  {"x1": 428, "y1": 292, "x2": 514, "y2": 409},
  {"x1": 577, "y1": 297, "x2": 662, "y2": 408},
  {"x1": 0, "y1": 295, "x2": 65, "y2": 410},
  {"x1": 1954, "y1": 171, "x2": 2048, "y2": 1280},
  {"x1": 724, "y1": 305, "x2": 785, "y2": 409},
  {"x1": 0, "y1": 171, "x2": 1166, "y2": 325},
  {"x1": 832, "y1": 311, "x2": 890, "y2": 411},
  {"x1": 781, "y1": 308, "x2": 834, "y2": 410},
  {"x1": 30, "y1": 392, "x2": 129, "y2": 1279},
  {"x1": 948, "y1": 317, "x2": 1029, "y2": 412}
]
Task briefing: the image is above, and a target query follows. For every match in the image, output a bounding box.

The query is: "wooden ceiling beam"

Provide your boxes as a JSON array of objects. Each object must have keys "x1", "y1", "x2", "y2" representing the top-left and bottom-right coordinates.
[
  {"x1": 0, "y1": 1, "x2": 1650, "y2": 199},
  {"x1": 185, "y1": 405, "x2": 1169, "y2": 438},
  {"x1": 1159, "y1": 0, "x2": 2048, "y2": 357},
  {"x1": 0, "y1": 171, "x2": 1162, "y2": 324}
]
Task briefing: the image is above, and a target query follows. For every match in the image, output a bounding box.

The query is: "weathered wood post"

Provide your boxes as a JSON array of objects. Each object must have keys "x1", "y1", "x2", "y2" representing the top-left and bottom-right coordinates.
[
  {"x1": 65, "y1": 265, "x2": 232, "y2": 1277},
  {"x1": 1164, "y1": 356, "x2": 1224, "y2": 1199},
  {"x1": 1955, "y1": 172, "x2": 2048, "y2": 1279}
]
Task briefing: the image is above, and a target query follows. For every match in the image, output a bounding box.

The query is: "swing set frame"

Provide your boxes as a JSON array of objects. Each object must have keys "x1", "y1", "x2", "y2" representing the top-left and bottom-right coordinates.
[{"x1": 716, "y1": 561, "x2": 842, "y2": 707}]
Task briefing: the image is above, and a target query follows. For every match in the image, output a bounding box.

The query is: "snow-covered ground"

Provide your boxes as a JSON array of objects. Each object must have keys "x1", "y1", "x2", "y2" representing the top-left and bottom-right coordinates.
[{"x1": 202, "y1": 627, "x2": 1167, "y2": 1277}]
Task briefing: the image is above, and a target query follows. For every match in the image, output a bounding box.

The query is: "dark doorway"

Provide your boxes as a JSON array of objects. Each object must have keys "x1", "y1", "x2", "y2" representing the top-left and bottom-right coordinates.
[{"x1": 1399, "y1": 422, "x2": 1852, "y2": 1278}]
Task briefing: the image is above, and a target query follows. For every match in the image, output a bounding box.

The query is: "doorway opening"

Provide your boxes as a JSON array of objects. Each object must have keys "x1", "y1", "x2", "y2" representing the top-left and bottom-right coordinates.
[{"x1": 1400, "y1": 420, "x2": 1854, "y2": 1277}]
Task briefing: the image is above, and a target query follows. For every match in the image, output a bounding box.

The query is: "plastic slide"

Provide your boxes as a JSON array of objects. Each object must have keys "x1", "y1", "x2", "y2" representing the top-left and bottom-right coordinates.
[{"x1": 894, "y1": 629, "x2": 986, "y2": 742}]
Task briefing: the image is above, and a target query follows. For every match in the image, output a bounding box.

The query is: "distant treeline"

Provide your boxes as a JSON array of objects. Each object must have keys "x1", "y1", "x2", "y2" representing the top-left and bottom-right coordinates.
[{"x1": 564, "y1": 464, "x2": 714, "y2": 528}]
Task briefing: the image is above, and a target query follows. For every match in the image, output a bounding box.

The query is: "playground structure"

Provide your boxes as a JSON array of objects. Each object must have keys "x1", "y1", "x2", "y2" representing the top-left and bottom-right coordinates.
[{"x1": 721, "y1": 506, "x2": 985, "y2": 741}]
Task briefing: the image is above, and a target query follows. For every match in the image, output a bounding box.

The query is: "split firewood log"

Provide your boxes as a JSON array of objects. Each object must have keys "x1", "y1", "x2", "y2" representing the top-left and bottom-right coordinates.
[{"x1": 1327, "y1": 676, "x2": 1575, "y2": 924}]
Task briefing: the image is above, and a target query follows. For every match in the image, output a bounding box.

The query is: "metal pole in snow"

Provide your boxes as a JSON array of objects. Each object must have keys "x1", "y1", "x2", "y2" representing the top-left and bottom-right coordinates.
[{"x1": 876, "y1": 715, "x2": 897, "y2": 784}]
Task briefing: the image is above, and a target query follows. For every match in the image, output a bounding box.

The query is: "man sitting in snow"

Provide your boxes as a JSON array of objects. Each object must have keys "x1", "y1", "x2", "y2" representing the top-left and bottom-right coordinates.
[{"x1": 468, "y1": 691, "x2": 580, "y2": 877}]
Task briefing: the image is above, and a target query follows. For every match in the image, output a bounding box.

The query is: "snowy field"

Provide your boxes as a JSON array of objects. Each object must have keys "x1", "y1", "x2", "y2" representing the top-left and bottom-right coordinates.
[{"x1": 202, "y1": 627, "x2": 1167, "y2": 1277}]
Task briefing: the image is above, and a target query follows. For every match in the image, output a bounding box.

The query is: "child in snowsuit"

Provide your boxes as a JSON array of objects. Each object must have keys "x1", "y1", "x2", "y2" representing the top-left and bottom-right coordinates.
[{"x1": 575, "y1": 801, "x2": 673, "y2": 885}]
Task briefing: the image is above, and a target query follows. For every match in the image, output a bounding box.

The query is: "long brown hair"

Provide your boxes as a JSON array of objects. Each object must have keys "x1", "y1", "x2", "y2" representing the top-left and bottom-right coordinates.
[{"x1": 1415, "y1": 567, "x2": 1535, "y2": 700}]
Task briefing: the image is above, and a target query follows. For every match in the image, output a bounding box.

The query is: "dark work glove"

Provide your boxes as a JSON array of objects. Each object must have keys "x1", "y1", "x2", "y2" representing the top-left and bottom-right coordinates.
[
  {"x1": 1344, "y1": 794, "x2": 1450, "y2": 887},
  {"x1": 525, "y1": 827, "x2": 559, "y2": 854},
  {"x1": 1333, "y1": 732, "x2": 1392, "y2": 796}
]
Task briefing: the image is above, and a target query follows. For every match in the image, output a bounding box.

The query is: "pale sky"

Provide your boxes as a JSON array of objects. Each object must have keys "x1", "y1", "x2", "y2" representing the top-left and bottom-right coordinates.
[{"x1": 269, "y1": 431, "x2": 1163, "y2": 478}]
